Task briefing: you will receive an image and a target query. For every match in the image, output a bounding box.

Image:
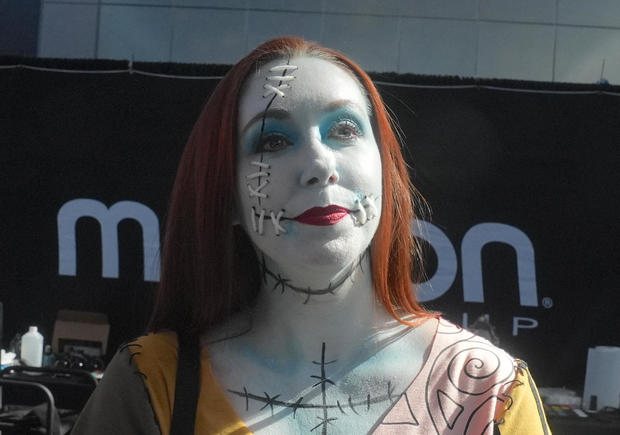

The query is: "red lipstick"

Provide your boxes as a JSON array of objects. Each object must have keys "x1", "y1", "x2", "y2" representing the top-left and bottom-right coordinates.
[{"x1": 294, "y1": 205, "x2": 349, "y2": 226}]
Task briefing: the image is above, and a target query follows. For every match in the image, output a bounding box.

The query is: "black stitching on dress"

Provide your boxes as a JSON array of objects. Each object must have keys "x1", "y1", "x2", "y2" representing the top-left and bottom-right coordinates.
[
  {"x1": 119, "y1": 341, "x2": 161, "y2": 432},
  {"x1": 495, "y1": 362, "x2": 527, "y2": 427},
  {"x1": 119, "y1": 342, "x2": 143, "y2": 351},
  {"x1": 128, "y1": 351, "x2": 141, "y2": 364}
]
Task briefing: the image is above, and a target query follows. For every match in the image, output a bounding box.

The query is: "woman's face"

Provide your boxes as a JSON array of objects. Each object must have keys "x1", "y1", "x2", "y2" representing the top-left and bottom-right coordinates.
[{"x1": 236, "y1": 56, "x2": 382, "y2": 273}]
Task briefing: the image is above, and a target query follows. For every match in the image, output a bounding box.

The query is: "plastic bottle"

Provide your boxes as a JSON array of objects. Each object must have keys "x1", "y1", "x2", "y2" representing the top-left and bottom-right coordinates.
[
  {"x1": 20, "y1": 326, "x2": 44, "y2": 367},
  {"x1": 42, "y1": 344, "x2": 55, "y2": 367}
]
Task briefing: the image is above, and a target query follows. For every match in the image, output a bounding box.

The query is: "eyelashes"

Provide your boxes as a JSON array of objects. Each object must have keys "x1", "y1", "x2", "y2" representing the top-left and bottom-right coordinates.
[
  {"x1": 253, "y1": 118, "x2": 363, "y2": 153},
  {"x1": 327, "y1": 119, "x2": 362, "y2": 142},
  {"x1": 256, "y1": 133, "x2": 293, "y2": 153}
]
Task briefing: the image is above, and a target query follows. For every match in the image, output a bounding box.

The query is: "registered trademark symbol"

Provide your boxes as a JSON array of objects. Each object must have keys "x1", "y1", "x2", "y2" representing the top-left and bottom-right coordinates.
[{"x1": 542, "y1": 297, "x2": 553, "y2": 309}]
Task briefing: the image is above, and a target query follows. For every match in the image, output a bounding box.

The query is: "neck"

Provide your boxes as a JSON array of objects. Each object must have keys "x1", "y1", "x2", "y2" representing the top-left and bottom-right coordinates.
[{"x1": 246, "y1": 251, "x2": 401, "y2": 366}]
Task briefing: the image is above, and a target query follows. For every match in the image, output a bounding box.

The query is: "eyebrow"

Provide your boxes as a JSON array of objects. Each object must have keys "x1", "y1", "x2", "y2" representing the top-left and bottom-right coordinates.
[
  {"x1": 325, "y1": 99, "x2": 365, "y2": 113},
  {"x1": 241, "y1": 108, "x2": 290, "y2": 136}
]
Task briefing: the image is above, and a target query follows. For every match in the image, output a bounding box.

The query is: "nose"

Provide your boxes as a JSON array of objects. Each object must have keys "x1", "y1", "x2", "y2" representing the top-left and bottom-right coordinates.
[{"x1": 299, "y1": 140, "x2": 339, "y2": 187}]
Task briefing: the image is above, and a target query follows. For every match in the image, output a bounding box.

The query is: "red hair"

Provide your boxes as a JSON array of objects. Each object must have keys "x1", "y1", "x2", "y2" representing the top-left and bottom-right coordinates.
[{"x1": 149, "y1": 37, "x2": 431, "y2": 335}]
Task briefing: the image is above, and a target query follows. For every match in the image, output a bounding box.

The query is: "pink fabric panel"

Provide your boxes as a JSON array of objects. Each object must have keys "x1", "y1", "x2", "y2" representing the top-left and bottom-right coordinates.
[{"x1": 374, "y1": 319, "x2": 517, "y2": 434}]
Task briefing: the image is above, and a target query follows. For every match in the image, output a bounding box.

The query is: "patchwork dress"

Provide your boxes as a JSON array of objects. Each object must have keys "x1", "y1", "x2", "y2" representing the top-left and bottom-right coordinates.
[{"x1": 72, "y1": 318, "x2": 550, "y2": 434}]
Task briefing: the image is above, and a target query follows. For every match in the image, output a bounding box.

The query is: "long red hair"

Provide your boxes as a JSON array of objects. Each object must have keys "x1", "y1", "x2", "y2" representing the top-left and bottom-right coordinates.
[{"x1": 149, "y1": 37, "x2": 431, "y2": 335}]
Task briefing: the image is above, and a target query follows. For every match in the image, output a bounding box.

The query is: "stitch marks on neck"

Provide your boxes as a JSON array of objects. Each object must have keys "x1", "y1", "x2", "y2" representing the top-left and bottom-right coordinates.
[
  {"x1": 260, "y1": 251, "x2": 368, "y2": 304},
  {"x1": 227, "y1": 342, "x2": 398, "y2": 435}
]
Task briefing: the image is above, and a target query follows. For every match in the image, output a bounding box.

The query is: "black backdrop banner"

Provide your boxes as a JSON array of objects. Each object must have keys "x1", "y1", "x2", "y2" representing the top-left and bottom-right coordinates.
[{"x1": 1, "y1": 58, "x2": 619, "y2": 389}]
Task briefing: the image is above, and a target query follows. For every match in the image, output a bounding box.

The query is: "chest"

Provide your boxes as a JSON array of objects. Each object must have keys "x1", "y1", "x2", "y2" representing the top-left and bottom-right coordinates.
[{"x1": 210, "y1": 338, "x2": 429, "y2": 434}]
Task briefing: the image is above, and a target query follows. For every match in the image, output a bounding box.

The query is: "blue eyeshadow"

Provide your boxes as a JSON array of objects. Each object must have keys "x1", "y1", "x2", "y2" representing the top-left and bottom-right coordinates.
[
  {"x1": 241, "y1": 119, "x2": 299, "y2": 153},
  {"x1": 319, "y1": 108, "x2": 367, "y2": 144}
]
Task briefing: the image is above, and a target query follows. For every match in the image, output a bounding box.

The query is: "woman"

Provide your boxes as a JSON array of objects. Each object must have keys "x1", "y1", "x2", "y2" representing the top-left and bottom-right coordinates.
[{"x1": 73, "y1": 37, "x2": 550, "y2": 434}]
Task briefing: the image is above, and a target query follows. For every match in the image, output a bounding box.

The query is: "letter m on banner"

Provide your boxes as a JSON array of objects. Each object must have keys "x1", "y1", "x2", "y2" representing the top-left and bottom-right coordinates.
[{"x1": 57, "y1": 199, "x2": 160, "y2": 282}]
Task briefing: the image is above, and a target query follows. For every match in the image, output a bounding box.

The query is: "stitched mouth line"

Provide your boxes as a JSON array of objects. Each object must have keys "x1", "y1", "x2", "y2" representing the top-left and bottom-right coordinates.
[
  {"x1": 248, "y1": 193, "x2": 379, "y2": 236},
  {"x1": 250, "y1": 207, "x2": 287, "y2": 235}
]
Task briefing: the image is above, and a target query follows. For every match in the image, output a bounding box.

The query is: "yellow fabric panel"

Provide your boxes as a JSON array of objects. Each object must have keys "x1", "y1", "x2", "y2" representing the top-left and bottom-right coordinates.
[
  {"x1": 498, "y1": 360, "x2": 552, "y2": 434},
  {"x1": 130, "y1": 333, "x2": 251, "y2": 435}
]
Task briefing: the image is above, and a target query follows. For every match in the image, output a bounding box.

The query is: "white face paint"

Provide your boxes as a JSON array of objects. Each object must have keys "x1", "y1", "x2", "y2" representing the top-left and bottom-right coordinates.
[{"x1": 236, "y1": 56, "x2": 382, "y2": 274}]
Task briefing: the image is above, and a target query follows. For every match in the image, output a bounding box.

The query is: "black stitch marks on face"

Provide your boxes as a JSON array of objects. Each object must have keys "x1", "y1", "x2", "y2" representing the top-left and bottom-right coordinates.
[
  {"x1": 227, "y1": 342, "x2": 399, "y2": 435},
  {"x1": 249, "y1": 207, "x2": 288, "y2": 236},
  {"x1": 351, "y1": 194, "x2": 379, "y2": 226},
  {"x1": 251, "y1": 57, "x2": 293, "y2": 210},
  {"x1": 260, "y1": 251, "x2": 369, "y2": 304}
]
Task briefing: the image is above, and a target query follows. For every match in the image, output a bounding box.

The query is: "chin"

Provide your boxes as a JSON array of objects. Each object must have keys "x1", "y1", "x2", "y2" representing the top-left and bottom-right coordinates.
[
  {"x1": 282, "y1": 232, "x2": 371, "y2": 272},
  {"x1": 246, "y1": 217, "x2": 377, "y2": 272}
]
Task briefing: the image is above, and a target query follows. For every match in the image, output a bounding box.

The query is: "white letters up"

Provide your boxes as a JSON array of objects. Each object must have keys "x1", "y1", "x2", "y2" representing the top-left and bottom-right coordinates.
[
  {"x1": 412, "y1": 220, "x2": 457, "y2": 302},
  {"x1": 414, "y1": 220, "x2": 538, "y2": 306},
  {"x1": 461, "y1": 223, "x2": 537, "y2": 306},
  {"x1": 57, "y1": 199, "x2": 160, "y2": 281}
]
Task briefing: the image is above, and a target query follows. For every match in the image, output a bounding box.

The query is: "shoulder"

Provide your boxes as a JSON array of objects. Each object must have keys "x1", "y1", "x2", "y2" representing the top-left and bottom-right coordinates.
[
  {"x1": 427, "y1": 318, "x2": 550, "y2": 433},
  {"x1": 131, "y1": 331, "x2": 179, "y2": 356},
  {"x1": 377, "y1": 320, "x2": 551, "y2": 433},
  {"x1": 425, "y1": 318, "x2": 517, "y2": 402},
  {"x1": 71, "y1": 341, "x2": 162, "y2": 435},
  {"x1": 430, "y1": 318, "x2": 515, "y2": 372},
  {"x1": 497, "y1": 359, "x2": 551, "y2": 434},
  {"x1": 417, "y1": 318, "x2": 518, "y2": 432},
  {"x1": 130, "y1": 331, "x2": 179, "y2": 372},
  {"x1": 127, "y1": 332, "x2": 181, "y2": 434}
]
